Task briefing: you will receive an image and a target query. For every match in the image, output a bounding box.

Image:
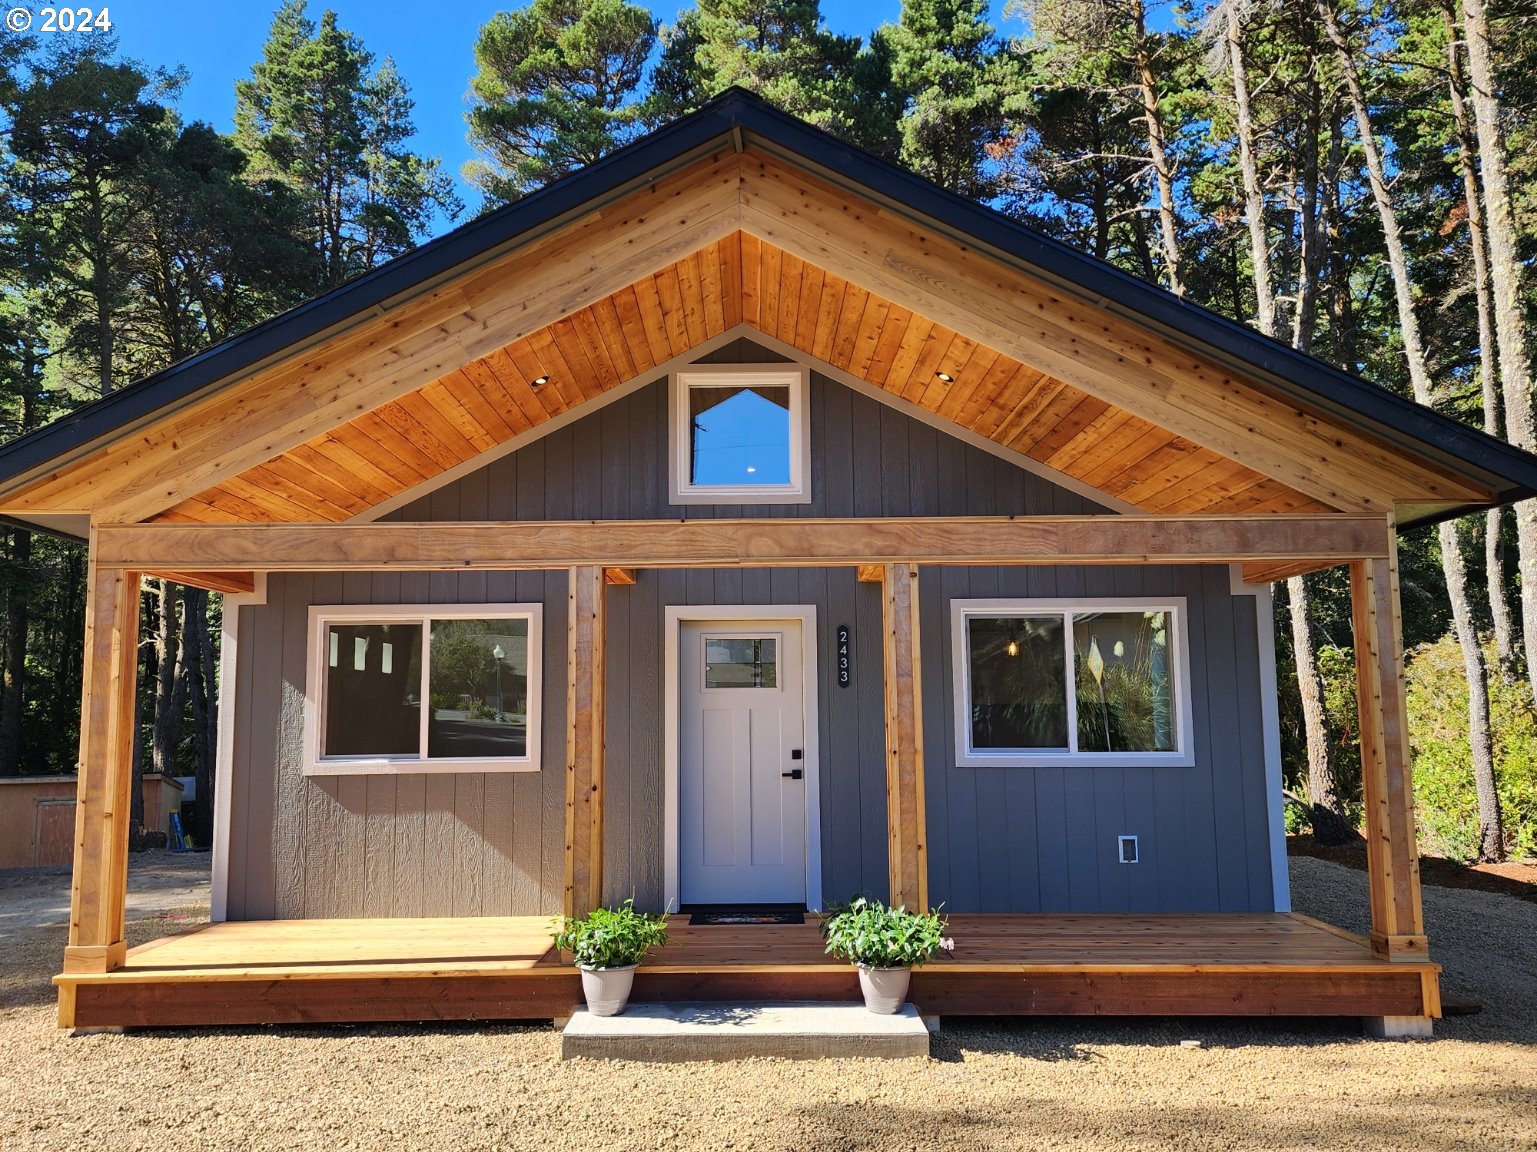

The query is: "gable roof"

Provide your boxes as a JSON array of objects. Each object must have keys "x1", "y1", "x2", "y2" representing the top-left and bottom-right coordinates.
[{"x1": 0, "y1": 86, "x2": 1532, "y2": 538}]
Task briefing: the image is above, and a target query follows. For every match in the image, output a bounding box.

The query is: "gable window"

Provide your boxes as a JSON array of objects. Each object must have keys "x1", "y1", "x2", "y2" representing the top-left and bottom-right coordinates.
[
  {"x1": 670, "y1": 365, "x2": 810, "y2": 504},
  {"x1": 304, "y1": 604, "x2": 542, "y2": 775},
  {"x1": 951, "y1": 598, "x2": 1193, "y2": 768}
]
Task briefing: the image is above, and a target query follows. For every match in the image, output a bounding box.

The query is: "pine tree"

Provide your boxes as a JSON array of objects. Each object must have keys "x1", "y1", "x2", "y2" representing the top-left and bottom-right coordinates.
[
  {"x1": 5, "y1": 41, "x2": 178, "y2": 396},
  {"x1": 235, "y1": 0, "x2": 458, "y2": 287},
  {"x1": 1317, "y1": 0, "x2": 1503, "y2": 860},
  {"x1": 1014, "y1": 0, "x2": 1197, "y2": 294},
  {"x1": 1463, "y1": 0, "x2": 1537, "y2": 705},
  {"x1": 872, "y1": 0, "x2": 1027, "y2": 201},
  {"x1": 650, "y1": 0, "x2": 863, "y2": 137},
  {"x1": 466, "y1": 0, "x2": 656, "y2": 205}
]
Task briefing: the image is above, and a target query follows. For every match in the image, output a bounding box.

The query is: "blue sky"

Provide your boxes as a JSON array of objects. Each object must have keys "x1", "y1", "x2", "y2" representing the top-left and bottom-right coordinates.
[{"x1": 52, "y1": 1, "x2": 1018, "y2": 230}]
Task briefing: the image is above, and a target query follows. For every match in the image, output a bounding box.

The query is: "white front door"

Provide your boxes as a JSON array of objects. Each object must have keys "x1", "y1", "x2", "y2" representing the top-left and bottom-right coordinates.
[{"x1": 679, "y1": 620, "x2": 807, "y2": 905}]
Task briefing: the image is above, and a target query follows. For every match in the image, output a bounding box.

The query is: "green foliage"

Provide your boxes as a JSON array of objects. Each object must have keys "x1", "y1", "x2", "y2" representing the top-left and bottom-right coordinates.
[
  {"x1": 428, "y1": 619, "x2": 495, "y2": 703},
  {"x1": 869, "y1": 0, "x2": 1028, "y2": 201},
  {"x1": 4, "y1": 40, "x2": 181, "y2": 396},
  {"x1": 235, "y1": 0, "x2": 459, "y2": 286},
  {"x1": 1074, "y1": 613, "x2": 1172, "y2": 753},
  {"x1": 1316, "y1": 644, "x2": 1361, "y2": 778},
  {"x1": 1407, "y1": 637, "x2": 1537, "y2": 861},
  {"x1": 819, "y1": 896, "x2": 952, "y2": 968},
  {"x1": 1006, "y1": 0, "x2": 1203, "y2": 286},
  {"x1": 553, "y1": 899, "x2": 670, "y2": 969},
  {"x1": 466, "y1": 0, "x2": 656, "y2": 205},
  {"x1": 649, "y1": 0, "x2": 864, "y2": 138}
]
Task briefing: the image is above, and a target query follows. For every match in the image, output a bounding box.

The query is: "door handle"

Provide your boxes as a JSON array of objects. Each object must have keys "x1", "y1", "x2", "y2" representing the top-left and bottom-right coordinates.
[{"x1": 782, "y1": 768, "x2": 803, "y2": 780}]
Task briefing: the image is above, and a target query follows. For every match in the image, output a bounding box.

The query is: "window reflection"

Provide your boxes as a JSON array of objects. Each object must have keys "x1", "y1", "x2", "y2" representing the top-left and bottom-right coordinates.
[
  {"x1": 704, "y1": 636, "x2": 779, "y2": 688},
  {"x1": 689, "y1": 384, "x2": 791, "y2": 486},
  {"x1": 1073, "y1": 611, "x2": 1175, "y2": 753},
  {"x1": 966, "y1": 616, "x2": 1068, "y2": 750}
]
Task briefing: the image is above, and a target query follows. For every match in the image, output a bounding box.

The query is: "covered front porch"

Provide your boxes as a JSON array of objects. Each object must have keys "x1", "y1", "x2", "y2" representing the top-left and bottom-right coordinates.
[
  {"x1": 56, "y1": 511, "x2": 1436, "y2": 1032},
  {"x1": 57, "y1": 910, "x2": 1440, "y2": 1029}
]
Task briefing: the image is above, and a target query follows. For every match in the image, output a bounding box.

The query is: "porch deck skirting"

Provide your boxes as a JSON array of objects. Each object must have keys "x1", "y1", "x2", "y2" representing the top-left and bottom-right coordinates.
[{"x1": 55, "y1": 913, "x2": 1440, "y2": 1029}]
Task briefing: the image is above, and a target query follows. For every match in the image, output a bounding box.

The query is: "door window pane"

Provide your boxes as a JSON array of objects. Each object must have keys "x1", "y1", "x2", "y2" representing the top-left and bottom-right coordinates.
[
  {"x1": 1073, "y1": 611, "x2": 1175, "y2": 753},
  {"x1": 428, "y1": 618, "x2": 529, "y2": 758},
  {"x1": 967, "y1": 616, "x2": 1067, "y2": 750},
  {"x1": 689, "y1": 384, "x2": 791, "y2": 486},
  {"x1": 705, "y1": 636, "x2": 779, "y2": 688},
  {"x1": 322, "y1": 623, "x2": 422, "y2": 758}
]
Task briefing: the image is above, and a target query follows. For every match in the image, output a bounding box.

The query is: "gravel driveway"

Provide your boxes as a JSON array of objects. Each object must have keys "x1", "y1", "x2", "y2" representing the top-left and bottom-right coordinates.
[{"x1": 1, "y1": 854, "x2": 1533, "y2": 1152}]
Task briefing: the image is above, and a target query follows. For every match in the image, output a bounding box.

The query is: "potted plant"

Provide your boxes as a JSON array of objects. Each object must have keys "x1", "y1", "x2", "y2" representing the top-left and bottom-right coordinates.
[
  {"x1": 819, "y1": 896, "x2": 953, "y2": 1014},
  {"x1": 552, "y1": 898, "x2": 670, "y2": 1017}
]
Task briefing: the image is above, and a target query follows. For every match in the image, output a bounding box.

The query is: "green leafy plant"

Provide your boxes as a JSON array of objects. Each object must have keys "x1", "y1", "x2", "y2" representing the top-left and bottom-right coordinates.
[
  {"x1": 1407, "y1": 637, "x2": 1537, "y2": 861},
  {"x1": 819, "y1": 896, "x2": 952, "y2": 969},
  {"x1": 552, "y1": 899, "x2": 670, "y2": 970}
]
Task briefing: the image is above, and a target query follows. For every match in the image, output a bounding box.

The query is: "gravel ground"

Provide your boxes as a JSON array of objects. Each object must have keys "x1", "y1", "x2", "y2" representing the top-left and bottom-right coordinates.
[{"x1": 1, "y1": 855, "x2": 1533, "y2": 1152}]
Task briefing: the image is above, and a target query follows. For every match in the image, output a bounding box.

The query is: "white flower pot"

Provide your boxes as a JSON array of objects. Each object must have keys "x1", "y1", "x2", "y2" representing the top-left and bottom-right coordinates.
[
  {"x1": 579, "y1": 963, "x2": 639, "y2": 1016},
  {"x1": 857, "y1": 964, "x2": 911, "y2": 1014}
]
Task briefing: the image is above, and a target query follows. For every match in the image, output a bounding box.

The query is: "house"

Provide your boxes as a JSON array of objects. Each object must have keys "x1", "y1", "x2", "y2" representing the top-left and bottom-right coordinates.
[{"x1": 4, "y1": 90, "x2": 1534, "y2": 1036}]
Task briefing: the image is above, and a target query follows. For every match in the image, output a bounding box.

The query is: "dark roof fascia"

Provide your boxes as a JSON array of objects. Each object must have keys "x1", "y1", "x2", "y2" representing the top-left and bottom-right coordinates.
[
  {"x1": 2, "y1": 88, "x2": 1532, "y2": 530},
  {"x1": 0, "y1": 100, "x2": 752, "y2": 493},
  {"x1": 724, "y1": 100, "x2": 1537, "y2": 525}
]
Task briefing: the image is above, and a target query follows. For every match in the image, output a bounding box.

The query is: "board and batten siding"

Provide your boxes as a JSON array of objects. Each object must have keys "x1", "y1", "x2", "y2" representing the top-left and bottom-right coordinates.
[{"x1": 225, "y1": 345, "x2": 1279, "y2": 918}]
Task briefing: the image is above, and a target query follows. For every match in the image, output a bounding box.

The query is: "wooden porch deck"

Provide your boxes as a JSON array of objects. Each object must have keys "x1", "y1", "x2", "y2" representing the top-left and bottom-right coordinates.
[{"x1": 56, "y1": 913, "x2": 1440, "y2": 1029}]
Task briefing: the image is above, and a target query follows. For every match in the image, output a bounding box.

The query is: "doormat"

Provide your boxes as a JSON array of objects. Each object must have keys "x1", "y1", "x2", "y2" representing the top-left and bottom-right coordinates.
[{"x1": 688, "y1": 907, "x2": 806, "y2": 926}]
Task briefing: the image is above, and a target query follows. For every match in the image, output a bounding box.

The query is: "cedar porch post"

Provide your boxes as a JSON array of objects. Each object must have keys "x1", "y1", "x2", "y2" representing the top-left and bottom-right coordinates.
[
  {"x1": 1350, "y1": 544, "x2": 1427, "y2": 962},
  {"x1": 59, "y1": 551, "x2": 141, "y2": 1026},
  {"x1": 563, "y1": 565, "x2": 605, "y2": 918},
  {"x1": 881, "y1": 563, "x2": 928, "y2": 911}
]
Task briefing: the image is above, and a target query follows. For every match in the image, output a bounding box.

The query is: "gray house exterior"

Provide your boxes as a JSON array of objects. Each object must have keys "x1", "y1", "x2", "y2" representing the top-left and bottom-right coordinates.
[
  {"x1": 11, "y1": 90, "x2": 1535, "y2": 1031},
  {"x1": 223, "y1": 339, "x2": 1280, "y2": 923}
]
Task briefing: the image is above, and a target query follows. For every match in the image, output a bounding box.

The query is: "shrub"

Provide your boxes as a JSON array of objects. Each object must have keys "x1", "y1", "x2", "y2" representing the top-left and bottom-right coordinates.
[
  {"x1": 552, "y1": 899, "x2": 669, "y2": 969},
  {"x1": 819, "y1": 897, "x2": 952, "y2": 969},
  {"x1": 1405, "y1": 637, "x2": 1537, "y2": 861}
]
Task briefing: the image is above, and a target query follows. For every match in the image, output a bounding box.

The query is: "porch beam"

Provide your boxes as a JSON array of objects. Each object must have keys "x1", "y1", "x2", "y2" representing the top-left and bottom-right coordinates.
[
  {"x1": 1350, "y1": 546, "x2": 1428, "y2": 961},
  {"x1": 143, "y1": 570, "x2": 257, "y2": 595},
  {"x1": 60, "y1": 551, "x2": 141, "y2": 1026},
  {"x1": 882, "y1": 563, "x2": 928, "y2": 912},
  {"x1": 564, "y1": 565, "x2": 606, "y2": 918},
  {"x1": 92, "y1": 514, "x2": 1391, "y2": 573},
  {"x1": 1241, "y1": 560, "x2": 1335, "y2": 584}
]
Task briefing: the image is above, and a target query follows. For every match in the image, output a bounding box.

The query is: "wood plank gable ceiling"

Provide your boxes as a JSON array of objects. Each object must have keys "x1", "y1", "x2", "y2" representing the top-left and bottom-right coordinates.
[
  {"x1": 0, "y1": 149, "x2": 1484, "y2": 527},
  {"x1": 157, "y1": 232, "x2": 1330, "y2": 525}
]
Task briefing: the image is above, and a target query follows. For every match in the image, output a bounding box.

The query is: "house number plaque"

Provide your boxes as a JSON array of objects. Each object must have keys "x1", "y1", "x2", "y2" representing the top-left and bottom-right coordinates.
[{"x1": 836, "y1": 624, "x2": 851, "y2": 687}]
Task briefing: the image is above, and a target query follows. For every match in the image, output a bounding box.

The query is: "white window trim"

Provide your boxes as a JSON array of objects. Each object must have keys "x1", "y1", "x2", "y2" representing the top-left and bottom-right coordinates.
[
  {"x1": 950, "y1": 597, "x2": 1194, "y2": 768},
  {"x1": 303, "y1": 603, "x2": 543, "y2": 776},
  {"x1": 669, "y1": 364, "x2": 811, "y2": 504}
]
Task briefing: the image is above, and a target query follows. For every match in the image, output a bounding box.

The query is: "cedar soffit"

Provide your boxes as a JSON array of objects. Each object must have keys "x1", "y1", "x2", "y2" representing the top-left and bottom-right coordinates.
[
  {"x1": 155, "y1": 231, "x2": 1337, "y2": 526},
  {"x1": 0, "y1": 139, "x2": 1501, "y2": 528}
]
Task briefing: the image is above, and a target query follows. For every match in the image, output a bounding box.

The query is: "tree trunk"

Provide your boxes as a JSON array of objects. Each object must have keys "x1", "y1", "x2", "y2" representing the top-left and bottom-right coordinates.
[
  {"x1": 129, "y1": 589, "x2": 148, "y2": 842},
  {"x1": 1440, "y1": 522, "x2": 1505, "y2": 860},
  {"x1": 1134, "y1": 1, "x2": 1184, "y2": 296},
  {"x1": 1322, "y1": 0, "x2": 1504, "y2": 859},
  {"x1": 1289, "y1": 576, "x2": 1353, "y2": 842},
  {"x1": 1322, "y1": 114, "x2": 1356, "y2": 368},
  {"x1": 1294, "y1": 33, "x2": 1323, "y2": 355},
  {"x1": 151, "y1": 579, "x2": 184, "y2": 777},
  {"x1": 187, "y1": 588, "x2": 217, "y2": 849},
  {"x1": 1226, "y1": 3, "x2": 1345, "y2": 843},
  {"x1": 1445, "y1": 2, "x2": 1516, "y2": 679},
  {"x1": 0, "y1": 528, "x2": 31, "y2": 777},
  {"x1": 1463, "y1": 0, "x2": 1537, "y2": 701},
  {"x1": 1225, "y1": 1, "x2": 1275, "y2": 334}
]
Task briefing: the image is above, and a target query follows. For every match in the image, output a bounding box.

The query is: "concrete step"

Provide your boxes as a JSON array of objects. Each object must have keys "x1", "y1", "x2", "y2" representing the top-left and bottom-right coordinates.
[{"x1": 560, "y1": 1001, "x2": 932, "y2": 1061}]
